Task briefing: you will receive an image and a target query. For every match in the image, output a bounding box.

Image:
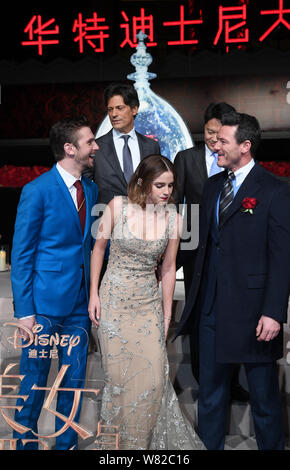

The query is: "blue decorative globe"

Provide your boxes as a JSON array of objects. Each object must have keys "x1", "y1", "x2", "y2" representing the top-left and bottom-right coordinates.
[{"x1": 96, "y1": 31, "x2": 193, "y2": 161}]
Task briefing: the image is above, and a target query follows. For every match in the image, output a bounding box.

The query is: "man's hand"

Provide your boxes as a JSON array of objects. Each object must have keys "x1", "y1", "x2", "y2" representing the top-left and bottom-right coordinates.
[
  {"x1": 18, "y1": 317, "x2": 36, "y2": 340},
  {"x1": 256, "y1": 315, "x2": 280, "y2": 342}
]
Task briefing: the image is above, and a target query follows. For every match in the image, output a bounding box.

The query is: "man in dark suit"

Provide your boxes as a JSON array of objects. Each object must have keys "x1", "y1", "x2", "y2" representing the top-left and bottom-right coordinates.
[
  {"x1": 174, "y1": 102, "x2": 249, "y2": 402},
  {"x1": 174, "y1": 102, "x2": 235, "y2": 295},
  {"x1": 84, "y1": 82, "x2": 160, "y2": 205},
  {"x1": 175, "y1": 111, "x2": 290, "y2": 450}
]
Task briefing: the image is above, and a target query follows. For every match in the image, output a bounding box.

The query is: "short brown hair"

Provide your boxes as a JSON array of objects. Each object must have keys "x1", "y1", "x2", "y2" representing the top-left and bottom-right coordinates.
[
  {"x1": 49, "y1": 115, "x2": 91, "y2": 162},
  {"x1": 221, "y1": 111, "x2": 261, "y2": 156},
  {"x1": 128, "y1": 154, "x2": 176, "y2": 209}
]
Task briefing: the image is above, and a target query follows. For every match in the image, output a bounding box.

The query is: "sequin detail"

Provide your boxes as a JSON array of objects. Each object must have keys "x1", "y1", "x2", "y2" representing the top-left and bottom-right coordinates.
[{"x1": 96, "y1": 197, "x2": 205, "y2": 450}]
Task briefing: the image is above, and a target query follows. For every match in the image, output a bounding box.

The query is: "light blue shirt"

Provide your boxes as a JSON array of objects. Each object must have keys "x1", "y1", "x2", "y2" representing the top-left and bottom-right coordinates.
[{"x1": 205, "y1": 145, "x2": 224, "y2": 177}]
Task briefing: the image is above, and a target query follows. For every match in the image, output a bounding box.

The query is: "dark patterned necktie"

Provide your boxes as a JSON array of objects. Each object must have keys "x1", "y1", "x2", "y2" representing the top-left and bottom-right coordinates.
[
  {"x1": 219, "y1": 170, "x2": 235, "y2": 227},
  {"x1": 74, "y1": 180, "x2": 86, "y2": 234},
  {"x1": 122, "y1": 135, "x2": 133, "y2": 183}
]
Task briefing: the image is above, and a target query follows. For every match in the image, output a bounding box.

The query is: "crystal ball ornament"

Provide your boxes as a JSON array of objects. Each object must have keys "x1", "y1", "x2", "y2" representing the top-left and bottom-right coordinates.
[{"x1": 96, "y1": 31, "x2": 193, "y2": 161}]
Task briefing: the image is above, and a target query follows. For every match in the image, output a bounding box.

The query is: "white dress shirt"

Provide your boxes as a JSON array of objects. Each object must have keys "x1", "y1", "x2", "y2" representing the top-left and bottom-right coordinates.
[
  {"x1": 56, "y1": 162, "x2": 82, "y2": 209},
  {"x1": 112, "y1": 128, "x2": 141, "y2": 172}
]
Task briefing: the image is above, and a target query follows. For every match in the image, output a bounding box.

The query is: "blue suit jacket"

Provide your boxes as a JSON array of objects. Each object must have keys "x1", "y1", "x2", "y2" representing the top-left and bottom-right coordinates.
[
  {"x1": 11, "y1": 165, "x2": 98, "y2": 319},
  {"x1": 175, "y1": 163, "x2": 290, "y2": 362}
]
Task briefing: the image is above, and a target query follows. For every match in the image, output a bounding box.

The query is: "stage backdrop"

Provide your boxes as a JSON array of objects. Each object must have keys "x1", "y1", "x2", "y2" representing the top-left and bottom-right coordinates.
[{"x1": 1, "y1": 74, "x2": 290, "y2": 140}]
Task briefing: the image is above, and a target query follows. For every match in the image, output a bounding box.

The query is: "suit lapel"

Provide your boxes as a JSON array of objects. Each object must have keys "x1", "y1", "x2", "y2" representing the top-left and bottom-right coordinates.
[
  {"x1": 220, "y1": 163, "x2": 261, "y2": 228},
  {"x1": 137, "y1": 133, "x2": 147, "y2": 160},
  {"x1": 101, "y1": 130, "x2": 127, "y2": 186},
  {"x1": 205, "y1": 173, "x2": 225, "y2": 225},
  {"x1": 52, "y1": 165, "x2": 83, "y2": 238},
  {"x1": 194, "y1": 146, "x2": 208, "y2": 182},
  {"x1": 82, "y1": 178, "x2": 92, "y2": 239},
  {"x1": 137, "y1": 132, "x2": 157, "y2": 160}
]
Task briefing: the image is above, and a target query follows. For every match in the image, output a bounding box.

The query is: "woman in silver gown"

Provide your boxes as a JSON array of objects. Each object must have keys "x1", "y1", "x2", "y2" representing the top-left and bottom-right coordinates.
[{"x1": 89, "y1": 154, "x2": 205, "y2": 450}]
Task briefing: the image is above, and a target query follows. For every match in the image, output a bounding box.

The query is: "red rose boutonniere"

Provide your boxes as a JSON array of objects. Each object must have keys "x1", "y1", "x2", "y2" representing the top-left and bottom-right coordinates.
[{"x1": 241, "y1": 197, "x2": 258, "y2": 215}]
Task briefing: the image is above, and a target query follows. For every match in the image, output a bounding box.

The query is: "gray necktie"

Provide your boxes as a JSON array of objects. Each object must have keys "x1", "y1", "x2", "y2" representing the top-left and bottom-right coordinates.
[
  {"x1": 122, "y1": 135, "x2": 133, "y2": 184},
  {"x1": 219, "y1": 170, "x2": 235, "y2": 227}
]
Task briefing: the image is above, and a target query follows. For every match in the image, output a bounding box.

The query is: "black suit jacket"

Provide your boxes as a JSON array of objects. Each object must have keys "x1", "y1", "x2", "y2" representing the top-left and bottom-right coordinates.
[
  {"x1": 174, "y1": 143, "x2": 208, "y2": 268},
  {"x1": 174, "y1": 143, "x2": 207, "y2": 208},
  {"x1": 84, "y1": 129, "x2": 160, "y2": 205},
  {"x1": 175, "y1": 163, "x2": 290, "y2": 363}
]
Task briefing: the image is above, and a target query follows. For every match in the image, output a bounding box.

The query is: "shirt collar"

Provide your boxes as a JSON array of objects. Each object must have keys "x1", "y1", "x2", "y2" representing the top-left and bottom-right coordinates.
[
  {"x1": 56, "y1": 162, "x2": 82, "y2": 189},
  {"x1": 113, "y1": 127, "x2": 137, "y2": 140},
  {"x1": 205, "y1": 144, "x2": 216, "y2": 158},
  {"x1": 231, "y1": 159, "x2": 255, "y2": 187}
]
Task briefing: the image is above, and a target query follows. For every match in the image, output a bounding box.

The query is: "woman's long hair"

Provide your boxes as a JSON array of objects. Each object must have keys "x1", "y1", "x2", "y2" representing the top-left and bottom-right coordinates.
[{"x1": 128, "y1": 154, "x2": 176, "y2": 209}]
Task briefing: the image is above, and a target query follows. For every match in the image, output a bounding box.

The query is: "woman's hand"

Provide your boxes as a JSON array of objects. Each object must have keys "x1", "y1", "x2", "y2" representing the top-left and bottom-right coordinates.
[{"x1": 88, "y1": 295, "x2": 101, "y2": 327}]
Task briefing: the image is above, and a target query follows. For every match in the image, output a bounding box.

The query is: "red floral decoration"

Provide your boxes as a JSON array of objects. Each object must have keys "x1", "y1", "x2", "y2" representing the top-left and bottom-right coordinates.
[
  {"x1": 0, "y1": 165, "x2": 50, "y2": 188},
  {"x1": 242, "y1": 197, "x2": 258, "y2": 209},
  {"x1": 241, "y1": 197, "x2": 258, "y2": 214},
  {"x1": 259, "y1": 161, "x2": 290, "y2": 178},
  {"x1": 0, "y1": 160, "x2": 289, "y2": 188}
]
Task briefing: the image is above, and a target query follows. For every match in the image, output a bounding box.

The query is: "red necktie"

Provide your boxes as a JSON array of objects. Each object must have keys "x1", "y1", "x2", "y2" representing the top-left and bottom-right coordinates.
[{"x1": 74, "y1": 180, "x2": 86, "y2": 234}]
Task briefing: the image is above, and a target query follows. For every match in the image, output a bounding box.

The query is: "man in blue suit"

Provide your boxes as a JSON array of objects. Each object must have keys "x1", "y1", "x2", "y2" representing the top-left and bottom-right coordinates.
[
  {"x1": 175, "y1": 111, "x2": 290, "y2": 450},
  {"x1": 11, "y1": 116, "x2": 99, "y2": 450}
]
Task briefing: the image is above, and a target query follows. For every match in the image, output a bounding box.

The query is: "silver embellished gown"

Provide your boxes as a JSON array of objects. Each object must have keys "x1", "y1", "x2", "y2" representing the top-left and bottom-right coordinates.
[{"x1": 97, "y1": 197, "x2": 205, "y2": 450}]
